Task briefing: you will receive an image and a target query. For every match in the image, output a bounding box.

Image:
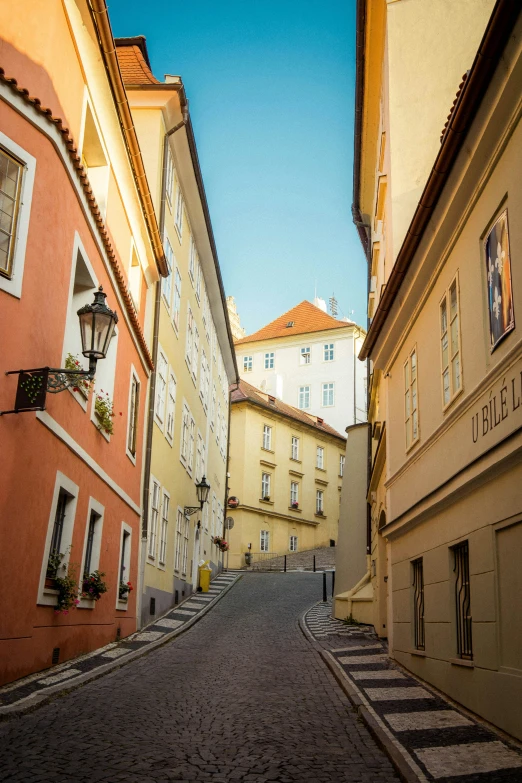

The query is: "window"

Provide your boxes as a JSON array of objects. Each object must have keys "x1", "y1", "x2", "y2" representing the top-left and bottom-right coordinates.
[
  {"x1": 298, "y1": 386, "x2": 310, "y2": 410},
  {"x1": 0, "y1": 146, "x2": 23, "y2": 279},
  {"x1": 80, "y1": 102, "x2": 109, "y2": 217},
  {"x1": 453, "y1": 541, "x2": 472, "y2": 660},
  {"x1": 47, "y1": 489, "x2": 71, "y2": 578},
  {"x1": 195, "y1": 431, "x2": 204, "y2": 482},
  {"x1": 83, "y1": 510, "x2": 99, "y2": 578},
  {"x1": 300, "y1": 347, "x2": 311, "y2": 365},
  {"x1": 291, "y1": 436, "x2": 299, "y2": 460},
  {"x1": 211, "y1": 494, "x2": 217, "y2": 536},
  {"x1": 127, "y1": 371, "x2": 140, "y2": 458},
  {"x1": 200, "y1": 351, "x2": 210, "y2": 412},
  {"x1": 175, "y1": 183, "x2": 184, "y2": 238},
  {"x1": 192, "y1": 325, "x2": 199, "y2": 383},
  {"x1": 186, "y1": 307, "x2": 194, "y2": 370},
  {"x1": 440, "y1": 276, "x2": 462, "y2": 407},
  {"x1": 260, "y1": 530, "x2": 270, "y2": 552},
  {"x1": 324, "y1": 343, "x2": 334, "y2": 362},
  {"x1": 0, "y1": 134, "x2": 35, "y2": 297},
  {"x1": 316, "y1": 446, "x2": 324, "y2": 469},
  {"x1": 175, "y1": 508, "x2": 183, "y2": 572},
  {"x1": 172, "y1": 266, "x2": 182, "y2": 331},
  {"x1": 262, "y1": 424, "x2": 272, "y2": 450},
  {"x1": 289, "y1": 535, "x2": 298, "y2": 552},
  {"x1": 159, "y1": 493, "x2": 169, "y2": 565},
  {"x1": 322, "y1": 382, "x2": 334, "y2": 407},
  {"x1": 210, "y1": 384, "x2": 217, "y2": 430},
  {"x1": 261, "y1": 473, "x2": 271, "y2": 499},
  {"x1": 404, "y1": 348, "x2": 419, "y2": 449},
  {"x1": 243, "y1": 356, "x2": 253, "y2": 372},
  {"x1": 189, "y1": 235, "x2": 196, "y2": 282},
  {"x1": 166, "y1": 371, "x2": 177, "y2": 443},
  {"x1": 155, "y1": 350, "x2": 168, "y2": 426},
  {"x1": 195, "y1": 257, "x2": 202, "y2": 303},
  {"x1": 316, "y1": 490, "x2": 324, "y2": 514},
  {"x1": 118, "y1": 526, "x2": 131, "y2": 603},
  {"x1": 339, "y1": 454, "x2": 345, "y2": 477},
  {"x1": 290, "y1": 482, "x2": 299, "y2": 505},
  {"x1": 148, "y1": 480, "x2": 160, "y2": 558},
  {"x1": 165, "y1": 145, "x2": 175, "y2": 206},
  {"x1": 181, "y1": 514, "x2": 190, "y2": 574},
  {"x1": 264, "y1": 352, "x2": 274, "y2": 369},
  {"x1": 188, "y1": 415, "x2": 195, "y2": 474},
  {"x1": 161, "y1": 237, "x2": 174, "y2": 308},
  {"x1": 412, "y1": 558, "x2": 425, "y2": 651},
  {"x1": 180, "y1": 402, "x2": 190, "y2": 464}
]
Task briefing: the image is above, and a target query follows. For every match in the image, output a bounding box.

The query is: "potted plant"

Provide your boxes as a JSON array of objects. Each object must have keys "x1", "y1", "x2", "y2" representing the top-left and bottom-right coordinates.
[
  {"x1": 291, "y1": 501, "x2": 299, "y2": 509},
  {"x1": 213, "y1": 536, "x2": 229, "y2": 552},
  {"x1": 54, "y1": 563, "x2": 80, "y2": 615},
  {"x1": 119, "y1": 581, "x2": 133, "y2": 601},
  {"x1": 263, "y1": 495, "x2": 270, "y2": 501},
  {"x1": 94, "y1": 390, "x2": 117, "y2": 436},
  {"x1": 81, "y1": 570, "x2": 108, "y2": 601},
  {"x1": 65, "y1": 353, "x2": 91, "y2": 397}
]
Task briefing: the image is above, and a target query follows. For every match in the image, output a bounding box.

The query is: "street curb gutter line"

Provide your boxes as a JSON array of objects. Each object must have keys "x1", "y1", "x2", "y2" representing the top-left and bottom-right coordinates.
[
  {"x1": 0, "y1": 574, "x2": 242, "y2": 721},
  {"x1": 298, "y1": 607, "x2": 427, "y2": 783}
]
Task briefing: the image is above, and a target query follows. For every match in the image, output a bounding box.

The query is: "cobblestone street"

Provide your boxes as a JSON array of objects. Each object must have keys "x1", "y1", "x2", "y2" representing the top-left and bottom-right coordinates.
[{"x1": 0, "y1": 573, "x2": 399, "y2": 782}]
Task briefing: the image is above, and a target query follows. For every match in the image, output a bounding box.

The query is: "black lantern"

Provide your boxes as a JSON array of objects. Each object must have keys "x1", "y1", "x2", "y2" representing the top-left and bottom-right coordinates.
[
  {"x1": 184, "y1": 476, "x2": 211, "y2": 518},
  {"x1": 78, "y1": 287, "x2": 118, "y2": 369}
]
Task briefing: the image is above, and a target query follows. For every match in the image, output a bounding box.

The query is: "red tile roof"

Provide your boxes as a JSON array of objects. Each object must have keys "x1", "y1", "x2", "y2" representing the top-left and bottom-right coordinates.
[
  {"x1": 440, "y1": 71, "x2": 469, "y2": 143},
  {"x1": 234, "y1": 301, "x2": 354, "y2": 346},
  {"x1": 231, "y1": 379, "x2": 346, "y2": 441},
  {"x1": 115, "y1": 40, "x2": 161, "y2": 85}
]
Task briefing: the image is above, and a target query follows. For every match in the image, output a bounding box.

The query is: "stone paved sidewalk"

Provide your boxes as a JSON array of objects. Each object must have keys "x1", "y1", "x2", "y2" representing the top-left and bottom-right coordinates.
[
  {"x1": 302, "y1": 600, "x2": 522, "y2": 783},
  {"x1": 0, "y1": 571, "x2": 242, "y2": 717}
]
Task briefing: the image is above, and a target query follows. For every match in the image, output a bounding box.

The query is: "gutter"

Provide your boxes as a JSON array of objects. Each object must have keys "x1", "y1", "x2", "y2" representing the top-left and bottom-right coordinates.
[
  {"x1": 89, "y1": 0, "x2": 168, "y2": 277},
  {"x1": 359, "y1": 0, "x2": 520, "y2": 361}
]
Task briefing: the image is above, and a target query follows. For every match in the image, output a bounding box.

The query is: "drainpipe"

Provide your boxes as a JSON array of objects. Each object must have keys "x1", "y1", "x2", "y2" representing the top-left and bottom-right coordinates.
[
  {"x1": 138, "y1": 104, "x2": 188, "y2": 627},
  {"x1": 222, "y1": 383, "x2": 238, "y2": 572}
]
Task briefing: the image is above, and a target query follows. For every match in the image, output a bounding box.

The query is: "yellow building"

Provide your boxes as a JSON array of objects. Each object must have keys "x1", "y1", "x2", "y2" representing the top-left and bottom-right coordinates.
[
  {"x1": 335, "y1": 0, "x2": 496, "y2": 636},
  {"x1": 115, "y1": 39, "x2": 238, "y2": 627},
  {"x1": 226, "y1": 380, "x2": 346, "y2": 569},
  {"x1": 350, "y1": 0, "x2": 522, "y2": 740}
]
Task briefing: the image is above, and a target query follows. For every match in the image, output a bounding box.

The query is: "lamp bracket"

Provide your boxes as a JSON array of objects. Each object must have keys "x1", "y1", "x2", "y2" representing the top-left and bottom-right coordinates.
[
  {"x1": 183, "y1": 506, "x2": 201, "y2": 518},
  {"x1": 0, "y1": 361, "x2": 97, "y2": 416}
]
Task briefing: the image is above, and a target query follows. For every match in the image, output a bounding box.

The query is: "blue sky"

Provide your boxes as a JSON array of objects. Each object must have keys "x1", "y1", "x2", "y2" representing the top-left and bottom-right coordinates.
[{"x1": 110, "y1": 0, "x2": 366, "y2": 334}]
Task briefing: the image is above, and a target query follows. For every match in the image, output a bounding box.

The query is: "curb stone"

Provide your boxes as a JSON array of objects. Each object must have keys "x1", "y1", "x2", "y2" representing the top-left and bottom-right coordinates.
[{"x1": 0, "y1": 572, "x2": 242, "y2": 721}]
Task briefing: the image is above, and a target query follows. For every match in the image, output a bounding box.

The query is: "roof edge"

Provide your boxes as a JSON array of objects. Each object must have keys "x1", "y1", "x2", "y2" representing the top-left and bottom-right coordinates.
[{"x1": 114, "y1": 35, "x2": 152, "y2": 67}]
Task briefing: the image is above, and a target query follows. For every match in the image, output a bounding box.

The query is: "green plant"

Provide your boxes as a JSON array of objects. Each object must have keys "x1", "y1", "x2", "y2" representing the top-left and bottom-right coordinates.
[
  {"x1": 46, "y1": 550, "x2": 65, "y2": 579},
  {"x1": 213, "y1": 536, "x2": 229, "y2": 552},
  {"x1": 81, "y1": 570, "x2": 108, "y2": 601},
  {"x1": 342, "y1": 614, "x2": 364, "y2": 627},
  {"x1": 65, "y1": 353, "x2": 91, "y2": 397},
  {"x1": 119, "y1": 581, "x2": 133, "y2": 600},
  {"x1": 54, "y1": 563, "x2": 80, "y2": 615},
  {"x1": 94, "y1": 391, "x2": 115, "y2": 435}
]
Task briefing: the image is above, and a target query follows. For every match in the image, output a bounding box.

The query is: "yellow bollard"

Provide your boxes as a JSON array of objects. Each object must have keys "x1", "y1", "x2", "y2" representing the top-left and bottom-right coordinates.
[{"x1": 198, "y1": 560, "x2": 212, "y2": 593}]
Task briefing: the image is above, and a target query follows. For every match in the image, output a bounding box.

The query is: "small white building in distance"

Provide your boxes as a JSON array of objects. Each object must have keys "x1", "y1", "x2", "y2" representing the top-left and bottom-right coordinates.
[{"x1": 234, "y1": 299, "x2": 367, "y2": 435}]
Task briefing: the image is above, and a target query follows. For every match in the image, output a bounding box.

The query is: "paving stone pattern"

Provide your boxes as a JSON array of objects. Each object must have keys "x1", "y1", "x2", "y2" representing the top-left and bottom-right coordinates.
[
  {"x1": 248, "y1": 546, "x2": 336, "y2": 571},
  {"x1": 0, "y1": 573, "x2": 241, "y2": 710},
  {"x1": 305, "y1": 601, "x2": 522, "y2": 783},
  {"x1": 0, "y1": 573, "x2": 399, "y2": 783}
]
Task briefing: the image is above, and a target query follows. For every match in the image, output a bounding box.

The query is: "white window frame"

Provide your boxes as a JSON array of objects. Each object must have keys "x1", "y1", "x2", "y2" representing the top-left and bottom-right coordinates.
[
  {"x1": 404, "y1": 346, "x2": 419, "y2": 450},
  {"x1": 166, "y1": 369, "x2": 177, "y2": 445},
  {"x1": 261, "y1": 472, "x2": 271, "y2": 499},
  {"x1": 298, "y1": 386, "x2": 311, "y2": 410},
  {"x1": 323, "y1": 343, "x2": 335, "y2": 362},
  {"x1": 322, "y1": 382, "x2": 335, "y2": 407},
  {"x1": 291, "y1": 436, "x2": 299, "y2": 460},
  {"x1": 192, "y1": 325, "x2": 200, "y2": 384},
  {"x1": 154, "y1": 348, "x2": 168, "y2": 429},
  {"x1": 264, "y1": 352, "x2": 275, "y2": 369},
  {"x1": 174, "y1": 507, "x2": 183, "y2": 573},
  {"x1": 186, "y1": 306, "x2": 194, "y2": 372},
  {"x1": 116, "y1": 522, "x2": 132, "y2": 610},
  {"x1": 316, "y1": 490, "x2": 324, "y2": 514},
  {"x1": 290, "y1": 482, "x2": 299, "y2": 505},
  {"x1": 37, "y1": 471, "x2": 79, "y2": 607},
  {"x1": 339, "y1": 454, "x2": 345, "y2": 477},
  {"x1": 300, "y1": 347, "x2": 311, "y2": 365},
  {"x1": 0, "y1": 133, "x2": 36, "y2": 299},
  {"x1": 316, "y1": 446, "x2": 324, "y2": 469},
  {"x1": 172, "y1": 264, "x2": 182, "y2": 333},
  {"x1": 181, "y1": 514, "x2": 190, "y2": 575},
  {"x1": 440, "y1": 274, "x2": 463, "y2": 409},
  {"x1": 79, "y1": 497, "x2": 105, "y2": 607},
  {"x1": 161, "y1": 235, "x2": 174, "y2": 310},
  {"x1": 210, "y1": 384, "x2": 217, "y2": 430},
  {"x1": 189, "y1": 235, "x2": 196, "y2": 283},
  {"x1": 126, "y1": 365, "x2": 140, "y2": 464},
  {"x1": 289, "y1": 535, "x2": 298, "y2": 552},
  {"x1": 148, "y1": 477, "x2": 161, "y2": 559},
  {"x1": 243, "y1": 355, "x2": 253, "y2": 372},
  {"x1": 165, "y1": 145, "x2": 175, "y2": 207},
  {"x1": 260, "y1": 530, "x2": 270, "y2": 552},
  {"x1": 159, "y1": 490, "x2": 169, "y2": 566},
  {"x1": 175, "y1": 182, "x2": 184, "y2": 239},
  {"x1": 262, "y1": 424, "x2": 272, "y2": 450}
]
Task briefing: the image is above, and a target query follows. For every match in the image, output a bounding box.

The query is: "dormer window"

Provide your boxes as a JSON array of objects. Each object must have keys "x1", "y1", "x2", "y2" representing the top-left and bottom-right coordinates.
[{"x1": 286, "y1": 321, "x2": 295, "y2": 327}]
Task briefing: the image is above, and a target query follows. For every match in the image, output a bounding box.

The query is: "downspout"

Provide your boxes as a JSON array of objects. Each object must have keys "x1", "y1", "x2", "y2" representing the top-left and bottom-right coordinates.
[
  {"x1": 222, "y1": 383, "x2": 238, "y2": 572},
  {"x1": 138, "y1": 105, "x2": 188, "y2": 626}
]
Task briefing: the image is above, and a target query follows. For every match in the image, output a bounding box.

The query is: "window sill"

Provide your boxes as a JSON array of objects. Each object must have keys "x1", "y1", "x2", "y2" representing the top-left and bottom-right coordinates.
[
  {"x1": 175, "y1": 223, "x2": 183, "y2": 243},
  {"x1": 93, "y1": 417, "x2": 111, "y2": 442},
  {"x1": 315, "y1": 513, "x2": 327, "y2": 519},
  {"x1": 261, "y1": 447, "x2": 275, "y2": 455},
  {"x1": 259, "y1": 498, "x2": 274, "y2": 506},
  {"x1": 408, "y1": 648, "x2": 426, "y2": 657},
  {"x1": 288, "y1": 506, "x2": 301, "y2": 513},
  {"x1": 405, "y1": 437, "x2": 420, "y2": 456},
  {"x1": 78, "y1": 597, "x2": 95, "y2": 609},
  {"x1": 449, "y1": 657, "x2": 474, "y2": 668},
  {"x1": 116, "y1": 599, "x2": 128, "y2": 611},
  {"x1": 126, "y1": 448, "x2": 137, "y2": 466},
  {"x1": 290, "y1": 458, "x2": 302, "y2": 464},
  {"x1": 315, "y1": 467, "x2": 327, "y2": 473},
  {"x1": 442, "y1": 385, "x2": 464, "y2": 414}
]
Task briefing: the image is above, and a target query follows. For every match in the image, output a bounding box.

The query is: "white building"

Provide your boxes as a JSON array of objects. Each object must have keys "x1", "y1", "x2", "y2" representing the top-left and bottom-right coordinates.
[{"x1": 234, "y1": 300, "x2": 366, "y2": 435}]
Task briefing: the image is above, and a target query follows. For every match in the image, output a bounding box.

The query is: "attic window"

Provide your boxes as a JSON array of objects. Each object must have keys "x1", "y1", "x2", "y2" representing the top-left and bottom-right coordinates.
[
  {"x1": 268, "y1": 396, "x2": 276, "y2": 406},
  {"x1": 286, "y1": 321, "x2": 295, "y2": 327}
]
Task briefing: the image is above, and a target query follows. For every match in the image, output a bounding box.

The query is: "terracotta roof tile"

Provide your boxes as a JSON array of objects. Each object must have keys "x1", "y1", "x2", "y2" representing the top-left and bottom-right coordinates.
[
  {"x1": 231, "y1": 379, "x2": 346, "y2": 441},
  {"x1": 440, "y1": 71, "x2": 469, "y2": 143},
  {"x1": 235, "y1": 300, "x2": 354, "y2": 346},
  {"x1": 116, "y1": 44, "x2": 161, "y2": 85}
]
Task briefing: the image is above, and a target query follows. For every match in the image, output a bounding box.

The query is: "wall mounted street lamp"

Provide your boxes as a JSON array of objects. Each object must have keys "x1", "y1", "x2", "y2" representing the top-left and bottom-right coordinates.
[
  {"x1": 184, "y1": 476, "x2": 211, "y2": 520},
  {"x1": 0, "y1": 287, "x2": 118, "y2": 416}
]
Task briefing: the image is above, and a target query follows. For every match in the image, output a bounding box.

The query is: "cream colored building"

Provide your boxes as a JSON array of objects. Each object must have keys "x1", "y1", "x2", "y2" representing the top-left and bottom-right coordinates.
[
  {"x1": 354, "y1": 0, "x2": 522, "y2": 741},
  {"x1": 115, "y1": 39, "x2": 237, "y2": 627},
  {"x1": 226, "y1": 380, "x2": 346, "y2": 569},
  {"x1": 226, "y1": 296, "x2": 246, "y2": 341}
]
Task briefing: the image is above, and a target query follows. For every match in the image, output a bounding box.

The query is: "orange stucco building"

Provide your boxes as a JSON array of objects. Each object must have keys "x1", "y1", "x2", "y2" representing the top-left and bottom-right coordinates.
[{"x1": 0, "y1": 0, "x2": 165, "y2": 683}]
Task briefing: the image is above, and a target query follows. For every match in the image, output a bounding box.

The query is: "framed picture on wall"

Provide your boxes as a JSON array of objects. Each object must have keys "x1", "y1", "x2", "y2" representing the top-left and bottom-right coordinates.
[{"x1": 484, "y1": 210, "x2": 515, "y2": 351}]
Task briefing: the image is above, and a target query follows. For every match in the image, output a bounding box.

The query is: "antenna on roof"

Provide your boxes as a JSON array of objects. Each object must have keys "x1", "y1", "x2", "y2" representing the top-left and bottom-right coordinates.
[{"x1": 329, "y1": 293, "x2": 338, "y2": 318}]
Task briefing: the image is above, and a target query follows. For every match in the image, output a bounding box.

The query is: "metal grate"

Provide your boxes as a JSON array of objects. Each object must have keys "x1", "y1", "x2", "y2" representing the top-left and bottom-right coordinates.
[
  {"x1": 412, "y1": 558, "x2": 425, "y2": 651},
  {"x1": 150, "y1": 597, "x2": 156, "y2": 616},
  {"x1": 454, "y1": 541, "x2": 472, "y2": 659},
  {"x1": 51, "y1": 647, "x2": 60, "y2": 665}
]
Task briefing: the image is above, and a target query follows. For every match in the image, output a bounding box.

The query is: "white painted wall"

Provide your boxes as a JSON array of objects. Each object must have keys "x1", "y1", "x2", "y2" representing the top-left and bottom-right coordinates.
[{"x1": 236, "y1": 328, "x2": 367, "y2": 435}]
